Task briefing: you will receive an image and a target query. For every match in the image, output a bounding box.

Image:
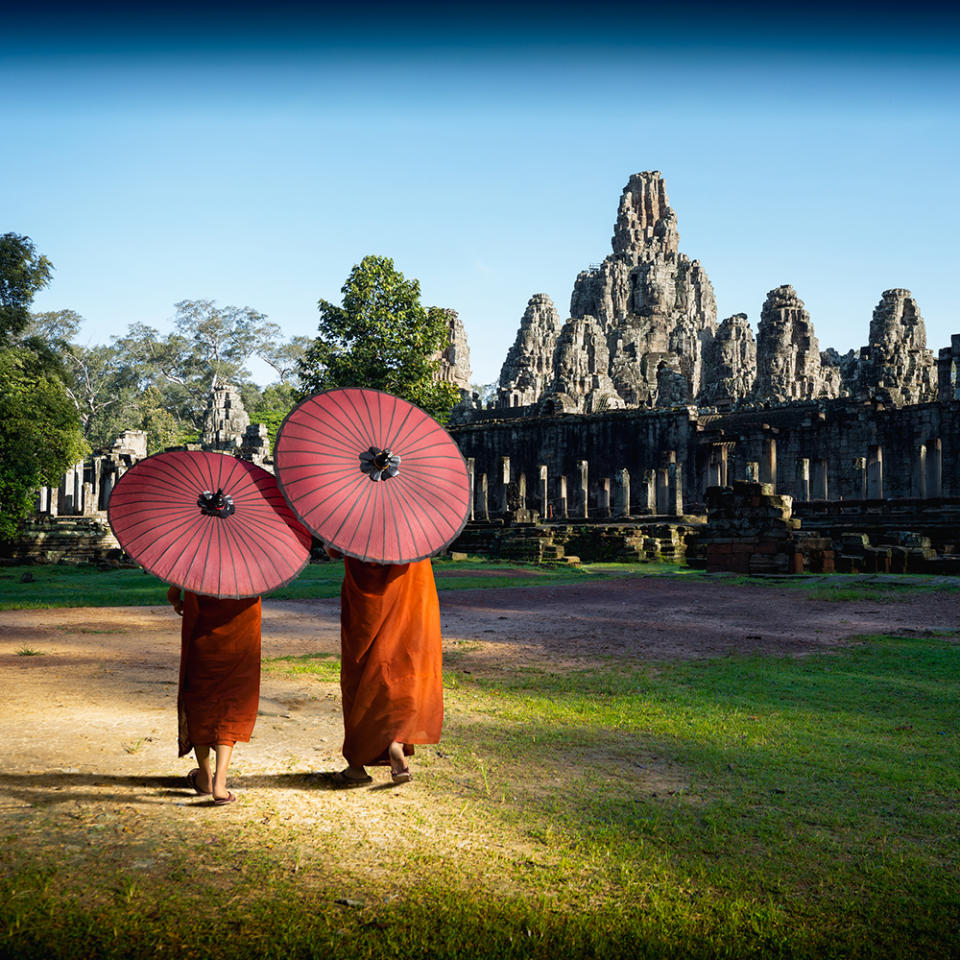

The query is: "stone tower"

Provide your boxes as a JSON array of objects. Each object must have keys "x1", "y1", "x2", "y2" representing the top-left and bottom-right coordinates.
[
  {"x1": 700, "y1": 314, "x2": 757, "y2": 405},
  {"x1": 534, "y1": 171, "x2": 717, "y2": 412},
  {"x1": 497, "y1": 294, "x2": 564, "y2": 408},
  {"x1": 434, "y1": 308, "x2": 472, "y2": 394},
  {"x1": 857, "y1": 289, "x2": 937, "y2": 405},
  {"x1": 754, "y1": 286, "x2": 831, "y2": 401}
]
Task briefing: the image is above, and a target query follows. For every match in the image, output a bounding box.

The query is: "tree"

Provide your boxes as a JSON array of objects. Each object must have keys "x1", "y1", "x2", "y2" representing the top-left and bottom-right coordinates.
[
  {"x1": 258, "y1": 332, "x2": 311, "y2": 385},
  {"x1": 299, "y1": 255, "x2": 461, "y2": 421},
  {"x1": 0, "y1": 234, "x2": 53, "y2": 339},
  {"x1": 0, "y1": 239, "x2": 86, "y2": 538}
]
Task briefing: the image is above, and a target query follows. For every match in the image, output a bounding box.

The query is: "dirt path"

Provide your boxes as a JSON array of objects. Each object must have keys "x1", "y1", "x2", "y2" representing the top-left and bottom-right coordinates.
[{"x1": 0, "y1": 577, "x2": 957, "y2": 817}]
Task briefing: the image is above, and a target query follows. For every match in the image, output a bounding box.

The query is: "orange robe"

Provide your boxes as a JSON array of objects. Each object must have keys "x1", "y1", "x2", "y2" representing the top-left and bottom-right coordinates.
[
  {"x1": 339, "y1": 557, "x2": 443, "y2": 767},
  {"x1": 168, "y1": 586, "x2": 262, "y2": 757}
]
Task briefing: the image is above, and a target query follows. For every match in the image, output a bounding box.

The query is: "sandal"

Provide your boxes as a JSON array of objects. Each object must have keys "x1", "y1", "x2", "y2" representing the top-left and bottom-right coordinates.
[
  {"x1": 319, "y1": 770, "x2": 373, "y2": 789},
  {"x1": 212, "y1": 792, "x2": 236, "y2": 806},
  {"x1": 187, "y1": 768, "x2": 212, "y2": 796},
  {"x1": 391, "y1": 767, "x2": 413, "y2": 784}
]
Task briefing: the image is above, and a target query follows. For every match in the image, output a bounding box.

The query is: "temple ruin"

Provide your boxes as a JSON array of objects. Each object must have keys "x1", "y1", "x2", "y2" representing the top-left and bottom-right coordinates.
[
  {"x1": 449, "y1": 172, "x2": 960, "y2": 571},
  {"x1": 7, "y1": 171, "x2": 960, "y2": 571},
  {"x1": 7, "y1": 384, "x2": 273, "y2": 563}
]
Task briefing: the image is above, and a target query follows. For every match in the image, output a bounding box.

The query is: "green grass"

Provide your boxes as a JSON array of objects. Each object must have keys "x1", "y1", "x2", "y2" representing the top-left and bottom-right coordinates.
[
  {"x1": 0, "y1": 559, "x2": 681, "y2": 610},
  {"x1": 3, "y1": 634, "x2": 959, "y2": 957},
  {"x1": 2, "y1": 634, "x2": 958, "y2": 957}
]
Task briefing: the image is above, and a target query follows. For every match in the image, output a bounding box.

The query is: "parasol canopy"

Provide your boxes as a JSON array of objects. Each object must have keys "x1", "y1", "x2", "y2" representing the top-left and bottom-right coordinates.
[
  {"x1": 108, "y1": 450, "x2": 312, "y2": 598},
  {"x1": 274, "y1": 388, "x2": 470, "y2": 564}
]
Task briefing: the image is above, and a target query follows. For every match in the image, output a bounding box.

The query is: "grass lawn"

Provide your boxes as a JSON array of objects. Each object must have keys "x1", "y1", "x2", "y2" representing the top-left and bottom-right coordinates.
[
  {"x1": 1, "y1": 628, "x2": 958, "y2": 958},
  {"x1": 0, "y1": 558, "x2": 694, "y2": 610},
  {"x1": 2, "y1": 558, "x2": 958, "y2": 611}
]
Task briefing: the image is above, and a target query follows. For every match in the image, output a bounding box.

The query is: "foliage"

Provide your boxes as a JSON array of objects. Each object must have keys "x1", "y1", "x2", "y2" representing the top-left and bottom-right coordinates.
[
  {"x1": 299, "y1": 255, "x2": 462, "y2": 421},
  {"x1": 247, "y1": 381, "x2": 299, "y2": 450},
  {"x1": 0, "y1": 239, "x2": 86, "y2": 538},
  {"x1": 0, "y1": 233, "x2": 53, "y2": 339},
  {"x1": 0, "y1": 347, "x2": 87, "y2": 539}
]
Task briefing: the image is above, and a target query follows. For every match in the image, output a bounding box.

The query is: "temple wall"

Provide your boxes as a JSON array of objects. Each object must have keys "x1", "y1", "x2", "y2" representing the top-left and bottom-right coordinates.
[{"x1": 451, "y1": 398, "x2": 960, "y2": 516}]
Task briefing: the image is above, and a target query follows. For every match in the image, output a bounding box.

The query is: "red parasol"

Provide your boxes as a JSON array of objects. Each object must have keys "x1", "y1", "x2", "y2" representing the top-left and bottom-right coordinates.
[
  {"x1": 274, "y1": 388, "x2": 470, "y2": 564},
  {"x1": 108, "y1": 450, "x2": 312, "y2": 598}
]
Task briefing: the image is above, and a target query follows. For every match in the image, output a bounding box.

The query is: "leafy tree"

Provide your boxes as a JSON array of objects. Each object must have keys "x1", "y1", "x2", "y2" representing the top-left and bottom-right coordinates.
[
  {"x1": 23, "y1": 309, "x2": 83, "y2": 348},
  {"x1": 299, "y1": 255, "x2": 461, "y2": 421},
  {"x1": 258, "y1": 332, "x2": 311, "y2": 385},
  {"x1": 0, "y1": 233, "x2": 53, "y2": 339},
  {"x1": 248, "y1": 382, "x2": 299, "y2": 449},
  {"x1": 0, "y1": 239, "x2": 86, "y2": 538}
]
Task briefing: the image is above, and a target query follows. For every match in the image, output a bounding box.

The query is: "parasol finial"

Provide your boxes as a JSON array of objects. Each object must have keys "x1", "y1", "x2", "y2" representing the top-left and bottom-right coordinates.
[{"x1": 197, "y1": 488, "x2": 236, "y2": 517}]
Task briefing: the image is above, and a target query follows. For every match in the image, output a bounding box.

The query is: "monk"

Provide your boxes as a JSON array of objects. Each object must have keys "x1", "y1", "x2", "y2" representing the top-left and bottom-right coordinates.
[
  {"x1": 167, "y1": 586, "x2": 262, "y2": 805},
  {"x1": 323, "y1": 547, "x2": 443, "y2": 787}
]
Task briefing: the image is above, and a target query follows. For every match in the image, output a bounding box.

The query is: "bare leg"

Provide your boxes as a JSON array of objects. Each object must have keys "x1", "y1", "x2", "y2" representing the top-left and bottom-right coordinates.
[
  {"x1": 212, "y1": 743, "x2": 234, "y2": 801},
  {"x1": 193, "y1": 744, "x2": 214, "y2": 793}
]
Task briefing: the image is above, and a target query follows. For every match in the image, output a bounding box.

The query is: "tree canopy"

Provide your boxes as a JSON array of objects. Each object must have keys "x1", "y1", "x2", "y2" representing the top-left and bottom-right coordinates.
[
  {"x1": 299, "y1": 255, "x2": 461, "y2": 421},
  {"x1": 0, "y1": 239, "x2": 87, "y2": 539},
  {"x1": 0, "y1": 233, "x2": 53, "y2": 339}
]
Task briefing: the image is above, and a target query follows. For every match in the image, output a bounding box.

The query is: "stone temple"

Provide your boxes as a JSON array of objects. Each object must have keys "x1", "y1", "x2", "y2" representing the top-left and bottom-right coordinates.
[
  {"x1": 449, "y1": 172, "x2": 960, "y2": 571},
  {"x1": 7, "y1": 173, "x2": 960, "y2": 571}
]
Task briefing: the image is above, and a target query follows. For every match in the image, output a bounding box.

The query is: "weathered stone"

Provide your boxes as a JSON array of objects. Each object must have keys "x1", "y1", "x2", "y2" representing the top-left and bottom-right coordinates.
[
  {"x1": 544, "y1": 316, "x2": 625, "y2": 414},
  {"x1": 497, "y1": 294, "x2": 563, "y2": 408},
  {"x1": 202, "y1": 383, "x2": 250, "y2": 452},
  {"x1": 434, "y1": 308, "x2": 472, "y2": 394},
  {"x1": 700, "y1": 314, "x2": 756, "y2": 405},
  {"x1": 754, "y1": 286, "x2": 833, "y2": 401},
  {"x1": 857, "y1": 289, "x2": 937, "y2": 405},
  {"x1": 537, "y1": 171, "x2": 717, "y2": 410}
]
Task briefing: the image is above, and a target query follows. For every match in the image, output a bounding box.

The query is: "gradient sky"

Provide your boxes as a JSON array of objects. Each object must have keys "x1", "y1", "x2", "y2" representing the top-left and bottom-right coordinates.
[{"x1": 3, "y1": 3, "x2": 958, "y2": 386}]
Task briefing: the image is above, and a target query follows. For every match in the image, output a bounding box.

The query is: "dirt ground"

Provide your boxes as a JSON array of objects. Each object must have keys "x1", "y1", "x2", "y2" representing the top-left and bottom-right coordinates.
[{"x1": 1, "y1": 576, "x2": 957, "y2": 819}]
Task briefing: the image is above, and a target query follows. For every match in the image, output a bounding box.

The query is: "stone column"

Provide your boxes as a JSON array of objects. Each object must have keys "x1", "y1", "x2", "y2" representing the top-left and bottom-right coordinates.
[
  {"x1": 557, "y1": 475, "x2": 568, "y2": 519},
  {"x1": 853, "y1": 458, "x2": 867, "y2": 499},
  {"x1": 867, "y1": 446, "x2": 883, "y2": 499},
  {"x1": 615, "y1": 468, "x2": 631, "y2": 517},
  {"x1": 706, "y1": 451, "x2": 722, "y2": 491},
  {"x1": 925, "y1": 439, "x2": 942, "y2": 498},
  {"x1": 477, "y1": 473, "x2": 489, "y2": 521},
  {"x1": 916, "y1": 444, "x2": 927, "y2": 499},
  {"x1": 760, "y1": 438, "x2": 777, "y2": 489},
  {"x1": 598, "y1": 478, "x2": 611, "y2": 518},
  {"x1": 655, "y1": 468, "x2": 669, "y2": 514},
  {"x1": 518, "y1": 473, "x2": 527, "y2": 510},
  {"x1": 466, "y1": 459, "x2": 476, "y2": 520},
  {"x1": 719, "y1": 444, "x2": 730, "y2": 487},
  {"x1": 82, "y1": 481, "x2": 98, "y2": 517},
  {"x1": 668, "y1": 461, "x2": 683, "y2": 516},
  {"x1": 48, "y1": 486, "x2": 59, "y2": 517},
  {"x1": 73, "y1": 465, "x2": 83, "y2": 515},
  {"x1": 797, "y1": 458, "x2": 810, "y2": 501},
  {"x1": 498, "y1": 457, "x2": 511, "y2": 516},
  {"x1": 812, "y1": 459, "x2": 829, "y2": 500},
  {"x1": 100, "y1": 466, "x2": 116, "y2": 511},
  {"x1": 577, "y1": 460, "x2": 589, "y2": 518},
  {"x1": 638, "y1": 469, "x2": 656, "y2": 514},
  {"x1": 744, "y1": 461, "x2": 759, "y2": 482},
  {"x1": 37, "y1": 487, "x2": 49, "y2": 514},
  {"x1": 538, "y1": 465, "x2": 548, "y2": 519}
]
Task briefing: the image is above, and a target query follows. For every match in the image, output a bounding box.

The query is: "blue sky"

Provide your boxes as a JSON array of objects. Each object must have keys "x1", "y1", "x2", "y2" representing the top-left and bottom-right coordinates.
[{"x1": 3, "y1": 3, "x2": 958, "y2": 386}]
